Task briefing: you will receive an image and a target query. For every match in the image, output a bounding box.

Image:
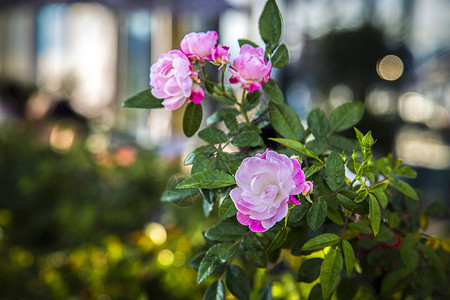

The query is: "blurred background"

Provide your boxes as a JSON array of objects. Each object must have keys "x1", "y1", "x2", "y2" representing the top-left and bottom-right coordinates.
[{"x1": 0, "y1": 0, "x2": 449, "y2": 299}]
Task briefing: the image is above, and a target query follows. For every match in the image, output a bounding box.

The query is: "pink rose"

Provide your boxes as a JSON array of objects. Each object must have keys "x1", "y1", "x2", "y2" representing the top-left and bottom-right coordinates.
[
  {"x1": 180, "y1": 31, "x2": 218, "y2": 61},
  {"x1": 211, "y1": 44, "x2": 230, "y2": 68},
  {"x1": 230, "y1": 149, "x2": 313, "y2": 232},
  {"x1": 150, "y1": 50, "x2": 204, "y2": 110},
  {"x1": 229, "y1": 44, "x2": 271, "y2": 93}
]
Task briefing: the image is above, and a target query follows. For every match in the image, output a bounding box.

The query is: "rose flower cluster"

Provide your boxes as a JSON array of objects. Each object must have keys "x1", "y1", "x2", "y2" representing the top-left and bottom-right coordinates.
[{"x1": 149, "y1": 31, "x2": 271, "y2": 110}]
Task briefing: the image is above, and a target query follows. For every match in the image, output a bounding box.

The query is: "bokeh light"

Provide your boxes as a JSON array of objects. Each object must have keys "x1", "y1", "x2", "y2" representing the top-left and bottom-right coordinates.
[
  {"x1": 144, "y1": 222, "x2": 167, "y2": 245},
  {"x1": 50, "y1": 124, "x2": 75, "y2": 153},
  {"x1": 376, "y1": 54, "x2": 404, "y2": 81},
  {"x1": 157, "y1": 249, "x2": 174, "y2": 266}
]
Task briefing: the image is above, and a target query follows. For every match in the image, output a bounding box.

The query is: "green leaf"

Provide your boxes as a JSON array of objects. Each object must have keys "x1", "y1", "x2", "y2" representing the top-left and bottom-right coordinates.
[
  {"x1": 271, "y1": 44, "x2": 289, "y2": 68},
  {"x1": 297, "y1": 258, "x2": 322, "y2": 283},
  {"x1": 218, "y1": 197, "x2": 238, "y2": 221},
  {"x1": 329, "y1": 102, "x2": 364, "y2": 132},
  {"x1": 307, "y1": 108, "x2": 329, "y2": 138},
  {"x1": 309, "y1": 284, "x2": 323, "y2": 300},
  {"x1": 347, "y1": 221, "x2": 372, "y2": 235},
  {"x1": 306, "y1": 138, "x2": 329, "y2": 156},
  {"x1": 209, "y1": 95, "x2": 236, "y2": 106},
  {"x1": 326, "y1": 206, "x2": 344, "y2": 225},
  {"x1": 374, "y1": 191, "x2": 388, "y2": 209},
  {"x1": 238, "y1": 39, "x2": 259, "y2": 48},
  {"x1": 329, "y1": 135, "x2": 359, "y2": 155},
  {"x1": 184, "y1": 145, "x2": 217, "y2": 165},
  {"x1": 400, "y1": 235, "x2": 419, "y2": 271},
  {"x1": 207, "y1": 108, "x2": 239, "y2": 125},
  {"x1": 369, "y1": 194, "x2": 381, "y2": 236},
  {"x1": 305, "y1": 162, "x2": 325, "y2": 179},
  {"x1": 244, "y1": 90, "x2": 261, "y2": 111},
  {"x1": 226, "y1": 265, "x2": 251, "y2": 300},
  {"x1": 393, "y1": 166, "x2": 417, "y2": 178},
  {"x1": 325, "y1": 152, "x2": 345, "y2": 191},
  {"x1": 374, "y1": 226, "x2": 394, "y2": 243},
  {"x1": 231, "y1": 130, "x2": 263, "y2": 147},
  {"x1": 122, "y1": 89, "x2": 164, "y2": 109},
  {"x1": 161, "y1": 178, "x2": 199, "y2": 203},
  {"x1": 216, "y1": 152, "x2": 241, "y2": 175},
  {"x1": 243, "y1": 234, "x2": 267, "y2": 268},
  {"x1": 388, "y1": 178, "x2": 419, "y2": 200},
  {"x1": 258, "y1": 283, "x2": 273, "y2": 300},
  {"x1": 176, "y1": 170, "x2": 235, "y2": 189},
  {"x1": 266, "y1": 227, "x2": 287, "y2": 253},
  {"x1": 191, "y1": 156, "x2": 216, "y2": 174},
  {"x1": 423, "y1": 200, "x2": 446, "y2": 217},
  {"x1": 376, "y1": 157, "x2": 391, "y2": 177},
  {"x1": 205, "y1": 220, "x2": 247, "y2": 242},
  {"x1": 268, "y1": 103, "x2": 306, "y2": 142},
  {"x1": 380, "y1": 268, "x2": 410, "y2": 295},
  {"x1": 342, "y1": 240, "x2": 355, "y2": 276},
  {"x1": 417, "y1": 243, "x2": 447, "y2": 284},
  {"x1": 190, "y1": 251, "x2": 206, "y2": 271},
  {"x1": 258, "y1": 0, "x2": 282, "y2": 54},
  {"x1": 270, "y1": 138, "x2": 321, "y2": 162},
  {"x1": 320, "y1": 248, "x2": 343, "y2": 299},
  {"x1": 337, "y1": 191, "x2": 369, "y2": 214},
  {"x1": 198, "y1": 127, "x2": 228, "y2": 144},
  {"x1": 288, "y1": 204, "x2": 310, "y2": 223},
  {"x1": 307, "y1": 199, "x2": 327, "y2": 231},
  {"x1": 198, "y1": 242, "x2": 236, "y2": 284},
  {"x1": 204, "y1": 280, "x2": 225, "y2": 300},
  {"x1": 263, "y1": 78, "x2": 284, "y2": 105},
  {"x1": 354, "y1": 191, "x2": 368, "y2": 203},
  {"x1": 369, "y1": 182, "x2": 388, "y2": 193},
  {"x1": 301, "y1": 233, "x2": 341, "y2": 251}
]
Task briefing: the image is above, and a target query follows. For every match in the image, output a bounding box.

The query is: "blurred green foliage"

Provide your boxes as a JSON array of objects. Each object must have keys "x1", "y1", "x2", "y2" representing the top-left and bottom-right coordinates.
[{"x1": 0, "y1": 123, "x2": 205, "y2": 299}]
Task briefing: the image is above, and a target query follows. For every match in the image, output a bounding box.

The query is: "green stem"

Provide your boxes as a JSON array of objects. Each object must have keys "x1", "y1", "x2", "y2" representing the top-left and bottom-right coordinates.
[{"x1": 239, "y1": 89, "x2": 251, "y2": 126}]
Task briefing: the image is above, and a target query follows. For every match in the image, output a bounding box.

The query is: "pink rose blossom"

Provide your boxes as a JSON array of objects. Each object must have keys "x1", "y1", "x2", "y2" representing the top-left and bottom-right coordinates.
[
  {"x1": 230, "y1": 149, "x2": 313, "y2": 232},
  {"x1": 229, "y1": 44, "x2": 271, "y2": 93},
  {"x1": 180, "y1": 31, "x2": 218, "y2": 61},
  {"x1": 150, "y1": 49, "x2": 203, "y2": 110},
  {"x1": 211, "y1": 44, "x2": 230, "y2": 68}
]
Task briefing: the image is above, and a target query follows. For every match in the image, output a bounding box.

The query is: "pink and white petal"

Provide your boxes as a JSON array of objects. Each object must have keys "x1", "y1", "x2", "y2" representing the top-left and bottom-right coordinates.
[
  {"x1": 261, "y1": 202, "x2": 288, "y2": 230},
  {"x1": 162, "y1": 95, "x2": 186, "y2": 110}
]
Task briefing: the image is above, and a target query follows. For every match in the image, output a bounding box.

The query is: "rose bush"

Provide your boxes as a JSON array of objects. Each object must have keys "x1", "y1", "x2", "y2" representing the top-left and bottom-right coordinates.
[{"x1": 125, "y1": 0, "x2": 450, "y2": 299}]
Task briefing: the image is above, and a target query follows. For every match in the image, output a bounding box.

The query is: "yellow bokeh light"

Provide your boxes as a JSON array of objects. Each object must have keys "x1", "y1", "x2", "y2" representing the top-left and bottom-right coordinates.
[
  {"x1": 50, "y1": 125, "x2": 75, "y2": 153},
  {"x1": 157, "y1": 249, "x2": 174, "y2": 266},
  {"x1": 144, "y1": 222, "x2": 167, "y2": 245},
  {"x1": 376, "y1": 55, "x2": 404, "y2": 81}
]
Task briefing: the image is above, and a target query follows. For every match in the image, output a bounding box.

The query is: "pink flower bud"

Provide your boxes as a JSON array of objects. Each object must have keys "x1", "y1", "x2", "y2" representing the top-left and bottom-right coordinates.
[
  {"x1": 230, "y1": 149, "x2": 311, "y2": 232},
  {"x1": 301, "y1": 181, "x2": 313, "y2": 196},
  {"x1": 211, "y1": 44, "x2": 230, "y2": 68},
  {"x1": 229, "y1": 44, "x2": 271, "y2": 93},
  {"x1": 180, "y1": 31, "x2": 218, "y2": 61},
  {"x1": 150, "y1": 50, "x2": 204, "y2": 110}
]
